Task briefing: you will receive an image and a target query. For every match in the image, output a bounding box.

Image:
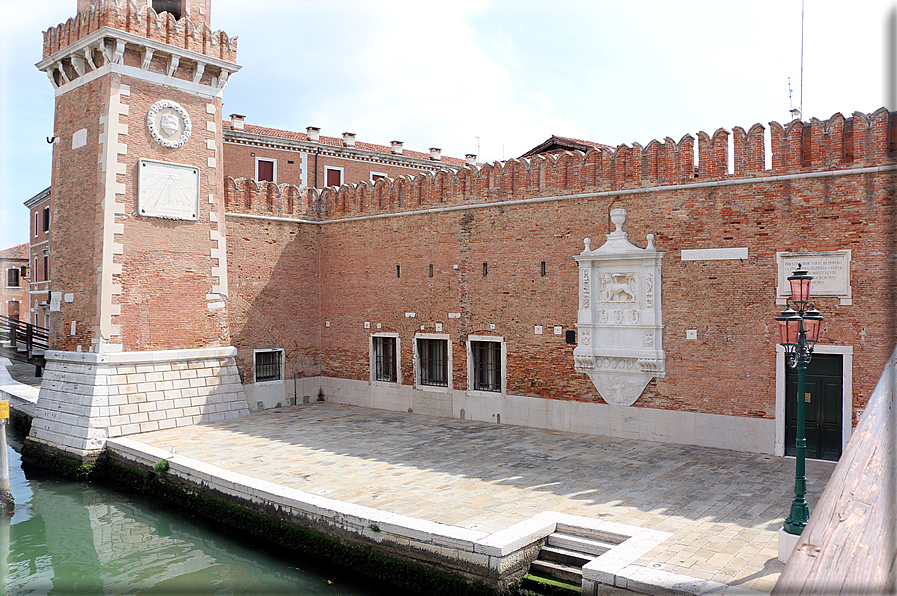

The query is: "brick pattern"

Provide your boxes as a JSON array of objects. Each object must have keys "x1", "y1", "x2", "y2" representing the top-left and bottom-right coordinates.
[
  {"x1": 44, "y1": 0, "x2": 237, "y2": 63},
  {"x1": 29, "y1": 350, "x2": 249, "y2": 457},
  {"x1": 224, "y1": 108, "x2": 896, "y2": 428}
]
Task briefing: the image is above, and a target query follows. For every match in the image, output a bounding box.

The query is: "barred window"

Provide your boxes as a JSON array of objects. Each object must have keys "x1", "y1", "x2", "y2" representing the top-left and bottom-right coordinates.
[
  {"x1": 373, "y1": 336, "x2": 397, "y2": 383},
  {"x1": 254, "y1": 350, "x2": 282, "y2": 383},
  {"x1": 418, "y1": 338, "x2": 448, "y2": 387},
  {"x1": 471, "y1": 340, "x2": 501, "y2": 392}
]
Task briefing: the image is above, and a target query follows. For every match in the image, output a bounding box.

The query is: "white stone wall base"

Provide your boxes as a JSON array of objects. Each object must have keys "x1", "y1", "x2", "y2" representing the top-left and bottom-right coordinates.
[
  {"x1": 778, "y1": 527, "x2": 800, "y2": 563},
  {"x1": 28, "y1": 347, "x2": 250, "y2": 459},
  {"x1": 249, "y1": 376, "x2": 776, "y2": 454}
]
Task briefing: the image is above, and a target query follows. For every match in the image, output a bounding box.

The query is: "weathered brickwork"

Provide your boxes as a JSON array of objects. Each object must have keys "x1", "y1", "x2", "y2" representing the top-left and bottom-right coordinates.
[
  {"x1": 225, "y1": 109, "x2": 896, "y2": 432},
  {"x1": 45, "y1": 0, "x2": 236, "y2": 63},
  {"x1": 115, "y1": 75, "x2": 227, "y2": 351},
  {"x1": 226, "y1": 216, "x2": 322, "y2": 383},
  {"x1": 48, "y1": 74, "x2": 110, "y2": 351}
]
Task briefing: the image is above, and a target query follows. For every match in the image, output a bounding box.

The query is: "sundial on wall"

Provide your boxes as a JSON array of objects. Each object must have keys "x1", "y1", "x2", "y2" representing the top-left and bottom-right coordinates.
[{"x1": 138, "y1": 159, "x2": 199, "y2": 220}]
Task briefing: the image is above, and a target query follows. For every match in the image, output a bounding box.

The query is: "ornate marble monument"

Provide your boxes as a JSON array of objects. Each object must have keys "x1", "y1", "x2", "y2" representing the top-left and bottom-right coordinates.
[{"x1": 574, "y1": 208, "x2": 665, "y2": 406}]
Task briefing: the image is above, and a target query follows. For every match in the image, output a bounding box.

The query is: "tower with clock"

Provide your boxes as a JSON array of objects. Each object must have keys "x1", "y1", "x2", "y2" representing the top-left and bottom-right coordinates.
[{"x1": 27, "y1": 0, "x2": 250, "y2": 461}]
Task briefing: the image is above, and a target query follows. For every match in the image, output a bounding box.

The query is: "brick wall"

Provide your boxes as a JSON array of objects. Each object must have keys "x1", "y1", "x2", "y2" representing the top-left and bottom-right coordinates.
[
  {"x1": 48, "y1": 75, "x2": 109, "y2": 351},
  {"x1": 115, "y1": 73, "x2": 227, "y2": 351},
  {"x1": 225, "y1": 109, "x2": 896, "y2": 423},
  {"x1": 226, "y1": 216, "x2": 322, "y2": 383}
]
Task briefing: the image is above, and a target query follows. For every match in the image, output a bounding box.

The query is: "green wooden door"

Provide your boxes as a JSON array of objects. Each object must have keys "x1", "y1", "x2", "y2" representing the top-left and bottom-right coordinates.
[{"x1": 785, "y1": 354, "x2": 843, "y2": 461}]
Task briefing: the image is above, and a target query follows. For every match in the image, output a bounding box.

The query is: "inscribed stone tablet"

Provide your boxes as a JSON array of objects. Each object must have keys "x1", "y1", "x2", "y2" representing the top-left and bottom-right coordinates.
[
  {"x1": 138, "y1": 159, "x2": 199, "y2": 221},
  {"x1": 776, "y1": 251, "x2": 851, "y2": 305}
]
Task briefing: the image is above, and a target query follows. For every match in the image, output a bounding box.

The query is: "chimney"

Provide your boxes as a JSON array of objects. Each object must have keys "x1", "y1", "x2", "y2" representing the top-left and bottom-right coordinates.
[
  {"x1": 230, "y1": 114, "x2": 245, "y2": 130},
  {"x1": 391, "y1": 140, "x2": 404, "y2": 155},
  {"x1": 465, "y1": 154, "x2": 477, "y2": 166},
  {"x1": 429, "y1": 147, "x2": 442, "y2": 161},
  {"x1": 306, "y1": 126, "x2": 320, "y2": 142},
  {"x1": 342, "y1": 132, "x2": 356, "y2": 147}
]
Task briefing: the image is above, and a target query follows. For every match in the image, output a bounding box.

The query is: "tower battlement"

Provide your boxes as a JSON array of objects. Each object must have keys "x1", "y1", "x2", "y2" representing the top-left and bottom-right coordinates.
[{"x1": 43, "y1": 0, "x2": 237, "y2": 63}]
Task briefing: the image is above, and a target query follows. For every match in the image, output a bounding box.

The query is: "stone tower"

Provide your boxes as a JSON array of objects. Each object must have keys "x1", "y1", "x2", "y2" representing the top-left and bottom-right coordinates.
[{"x1": 27, "y1": 0, "x2": 249, "y2": 461}]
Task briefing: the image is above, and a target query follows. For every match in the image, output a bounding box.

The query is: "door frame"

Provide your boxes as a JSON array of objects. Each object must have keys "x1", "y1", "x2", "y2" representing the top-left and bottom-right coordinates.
[{"x1": 775, "y1": 344, "x2": 852, "y2": 457}]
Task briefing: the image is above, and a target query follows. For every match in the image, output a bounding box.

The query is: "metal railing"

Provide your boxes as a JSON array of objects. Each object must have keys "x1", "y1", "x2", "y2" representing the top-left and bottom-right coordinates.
[{"x1": 0, "y1": 315, "x2": 49, "y2": 365}]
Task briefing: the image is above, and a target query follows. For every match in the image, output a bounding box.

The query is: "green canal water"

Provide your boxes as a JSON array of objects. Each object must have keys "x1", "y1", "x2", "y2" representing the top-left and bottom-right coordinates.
[{"x1": 3, "y1": 443, "x2": 404, "y2": 596}]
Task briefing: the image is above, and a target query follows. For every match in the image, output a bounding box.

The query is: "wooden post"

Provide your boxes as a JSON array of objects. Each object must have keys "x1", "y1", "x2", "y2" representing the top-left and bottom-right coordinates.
[{"x1": 0, "y1": 401, "x2": 13, "y2": 514}]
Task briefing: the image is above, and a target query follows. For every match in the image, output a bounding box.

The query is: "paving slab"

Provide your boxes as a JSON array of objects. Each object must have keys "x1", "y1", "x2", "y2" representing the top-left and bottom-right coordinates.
[{"x1": 135, "y1": 402, "x2": 834, "y2": 593}]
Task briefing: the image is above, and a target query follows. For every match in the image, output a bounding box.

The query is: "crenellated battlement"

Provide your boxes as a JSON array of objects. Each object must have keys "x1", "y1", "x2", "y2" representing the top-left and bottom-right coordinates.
[
  {"x1": 224, "y1": 178, "x2": 317, "y2": 220},
  {"x1": 43, "y1": 0, "x2": 238, "y2": 63},
  {"x1": 223, "y1": 109, "x2": 896, "y2": 223}
]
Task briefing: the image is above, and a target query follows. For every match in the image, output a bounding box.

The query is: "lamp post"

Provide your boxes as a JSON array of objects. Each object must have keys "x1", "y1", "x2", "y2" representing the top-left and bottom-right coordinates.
[{"x1": 776, "y1": 264, "x2": 824, "y2": 538}]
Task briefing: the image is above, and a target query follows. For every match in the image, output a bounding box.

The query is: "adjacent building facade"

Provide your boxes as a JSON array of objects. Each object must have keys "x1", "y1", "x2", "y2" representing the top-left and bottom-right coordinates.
[
  {"x1": 23, "y1": 0, "x2": 896, "y2": 463},
  {"x1": 0, "y1": 243, "x2": 29, "y2": 322},
  {"x1": 24, "y1": 188, "x2": 51, "y2": 327}
]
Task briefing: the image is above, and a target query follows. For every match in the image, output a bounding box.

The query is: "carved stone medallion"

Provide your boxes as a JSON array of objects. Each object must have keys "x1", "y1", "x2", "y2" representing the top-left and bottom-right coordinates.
[{"x1": 147, "y1": 100, "x2": 192, "y2": 149}]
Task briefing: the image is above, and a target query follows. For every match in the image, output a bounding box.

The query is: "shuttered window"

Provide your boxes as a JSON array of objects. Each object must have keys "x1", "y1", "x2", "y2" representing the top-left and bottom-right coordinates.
[
  {"x1": 326, "y1": 168, "x2": 342, "y2": 187},
  {"x1": 257, "y1": 159, "x2": 275, "y2": 182}
]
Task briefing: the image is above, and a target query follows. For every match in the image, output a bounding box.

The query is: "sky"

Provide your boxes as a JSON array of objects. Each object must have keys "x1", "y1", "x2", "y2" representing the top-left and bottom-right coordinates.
[{"x1": 0, "y1": 0, "x2": 893, "y2": 248}]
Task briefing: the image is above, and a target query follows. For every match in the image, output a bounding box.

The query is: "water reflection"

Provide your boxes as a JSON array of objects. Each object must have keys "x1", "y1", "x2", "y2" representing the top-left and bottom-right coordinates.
[{"x1": 4, "y1": 445, "x2": 394, "y2": 595}]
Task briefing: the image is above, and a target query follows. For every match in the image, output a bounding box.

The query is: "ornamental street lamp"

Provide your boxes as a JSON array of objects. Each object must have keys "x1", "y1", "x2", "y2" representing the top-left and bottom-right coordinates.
[{"x1": 776, "y1": 264, "x2": 824, "y2": 537}]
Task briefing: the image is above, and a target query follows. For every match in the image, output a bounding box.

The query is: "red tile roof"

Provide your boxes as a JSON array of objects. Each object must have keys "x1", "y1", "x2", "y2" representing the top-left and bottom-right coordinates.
[
  {"x1": 224, "y1": 121, "x2": 468, "y2": 167},
  {"x1": 519, "y1": 135, "x2": 612, "y2": 158},
  {"x1": 0, "y1": 242, "x2": 29, "y2": 260},
  {"x1": 551, "y1": 135, "x2": 612, "y2": 151}
]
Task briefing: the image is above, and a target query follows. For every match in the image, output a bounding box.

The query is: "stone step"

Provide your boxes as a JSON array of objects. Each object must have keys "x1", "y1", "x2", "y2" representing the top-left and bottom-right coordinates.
[
  {"x1": 547, "y1": 532, "x2": 615, "y2": 557},
  {"x1": 556, "y1": 523, "x2": 629, "y2": 545},
  {"x1": 529, "y1": 559, "x2": 583, "y2": 585},
  {"x1": 539, "y1": 545, "x2": 593, "y2": 567}
]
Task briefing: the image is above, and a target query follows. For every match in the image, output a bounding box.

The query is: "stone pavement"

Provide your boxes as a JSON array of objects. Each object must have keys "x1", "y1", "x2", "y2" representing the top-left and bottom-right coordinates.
[{"x1": 135, "y1": 403, "x2": 835, "y2": 593}]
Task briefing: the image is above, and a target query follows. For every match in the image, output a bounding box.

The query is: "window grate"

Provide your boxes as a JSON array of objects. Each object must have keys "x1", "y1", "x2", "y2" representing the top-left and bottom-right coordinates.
[
  {"x1": 471, "y1": 341, "x2": 501, "y2": 392},
  {"x1": 374, "y1": 336, "x2": 397, "y2": 382},
  {"x1": 255, "y1": 350, "x2": 282, "y2": 382},
  {"x1": 418, "y1": 338, "x2": 448, "y2": 387}
]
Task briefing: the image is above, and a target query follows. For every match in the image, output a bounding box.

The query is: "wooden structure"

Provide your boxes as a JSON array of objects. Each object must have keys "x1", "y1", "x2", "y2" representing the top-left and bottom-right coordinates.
[{"x1": 773, "y1": 346, "x2": 897, "y2": 595}]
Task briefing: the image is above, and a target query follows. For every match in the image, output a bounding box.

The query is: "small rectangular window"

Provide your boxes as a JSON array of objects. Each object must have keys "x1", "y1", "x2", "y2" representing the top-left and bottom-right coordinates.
[
  {"x1": 43, "y1": 207, "x2": 50, "y2": 232},
  {"x1": 396, "y1": 265, "x2": 401, "y2": 278},
  {"x1": 43, "y1": 255, "x2": 49, "y2": 282},
  {"x1": 418, "y1": 338, "x2": 448, "y2": 387},
  {"x1": 254, "y1": 350, "x2": 283, "y2": 382},
  {"x1": 540, "y1": 261, "x2": 546, "y2": 277},
  {"x1": 34, "y1": 213, "x2": 39, "y2": 237},
  {"x1": 257, "y1": 159, "x2": 275, "y2": 182},
  {"x1": 7, "y1": 269, "x2": 20, "y2": 287},
  {"x1": 482, "y1": 262, "x2": 488, "y2": 277},
  {"x1": 326, "y1": 167, "x2": 343, "y2": 187},
  {"x1": 471, "y1": 340, "x2": 501, "y2": 392},
  {"x1": 373, "y1": 336, "x2": 397, "y2": 382},
  {"x1": 429, "y1": 264, "x2": 434, "y2": 278},
  {"x1": 7, "y1": 301, "x2": 20, "y2": 321},
  {"x1": 371, "y1": 172, "x2": 387, "y2": 182}
]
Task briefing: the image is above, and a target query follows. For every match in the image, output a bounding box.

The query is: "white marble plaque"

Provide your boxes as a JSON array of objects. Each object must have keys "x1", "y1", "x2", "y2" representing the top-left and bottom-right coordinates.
[
  {"x1": 777, "y1": 251, "x2": 851, "y2": 305},
  {"x1": 138, "y1": 159, "x2": 199, "y2": 221},
  {"x1": 574, "y1": 209, "x2": 666, "y2": 406}
]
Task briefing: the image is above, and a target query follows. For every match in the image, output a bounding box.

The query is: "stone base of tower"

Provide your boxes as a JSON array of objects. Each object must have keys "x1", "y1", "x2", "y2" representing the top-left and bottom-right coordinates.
[{"x1": 26, "y1": 347, "x2": 250, "y2": 461}]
